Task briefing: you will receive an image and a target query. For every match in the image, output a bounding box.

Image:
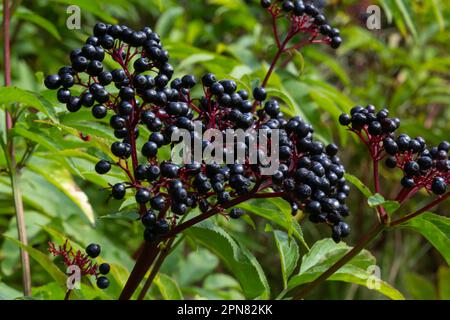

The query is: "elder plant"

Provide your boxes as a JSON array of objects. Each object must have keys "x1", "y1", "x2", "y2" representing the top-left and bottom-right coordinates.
[{"x1": 40, "y1": 0, "x2": 449, "y2": 300}]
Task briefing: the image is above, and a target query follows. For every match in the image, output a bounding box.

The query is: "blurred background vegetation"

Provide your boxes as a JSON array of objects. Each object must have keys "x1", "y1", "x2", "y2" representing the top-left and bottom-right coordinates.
[{"x1": 0, "y1": 0, "x2": 449, "y2": 300}]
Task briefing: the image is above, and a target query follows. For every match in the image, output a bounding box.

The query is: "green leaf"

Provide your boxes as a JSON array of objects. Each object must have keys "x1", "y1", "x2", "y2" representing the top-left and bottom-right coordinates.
[
  {"x1": 344, "y1": 173, "x2": 373, "y2": 198},
  {"x1": 394, "y1": 0, "x2": 418, "y2": 39},
  {"x1": 186, "y1": 220, "x2": 270, "y2": 299},
  {"x1": 403, "y1": 272, "x2": 436, "y2": 300},
  {"x1": 438, "y1": 267, "x2": 450, "y2": 300},
  {"x1": 265, "y1": 87, "x2": 307, "y2": 120},
  {"x1": 0, "y1": 282, "x2": 22, "y2": 300},
  {"x1": 237, "y1": 199, "x2": 308, "y2": 249},
  {"x1": 287, "y1": 239, "x2": 405, "y2": 300},
  {"x1": 155, "y1": 7, "x2": 184, "y2": 38},
  {"x1": 203, "y1": 273, "x2": 241, "y2": 291},
  {"x1": 271, "y1": 227, "x2": 299, "y2": 289},
  {"x1": 367, "y1": 194, "x2": 400, "y2": 215},
  {"x1": 175, "y1": 249, "x2": 219, "y2": 286},
  {"x1": 401, "y1": 212, "x2": 450, "y2": 265},
  {"x1": 27, "y1": 163, "x2": 95, "y2": 226},
  {"x1": 382, "y1": 201, "x2": 401, "y2": 215},
  {"x1": 368, "y1": 193, "x2": 385, "y2": 207},
  {"x1": 430, "y1": 0, "x2": 445, "y2": 32},
  {"x1": 99, "y1": 211, "x2": 139, "y2": 221},
  {"x1": 0, "y1": 87, "x2": 56, "y2": 122},
  {"x1": 15, "y1": 8, "x2": 61, "y2": 40},
  {"x1": 154, "y1": 273, "x2": 183, "y2": 300}
]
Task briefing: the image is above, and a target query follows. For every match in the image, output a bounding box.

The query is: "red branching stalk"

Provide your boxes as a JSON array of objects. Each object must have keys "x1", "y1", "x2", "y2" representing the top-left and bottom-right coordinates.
[
  {"x1": 48, "y1": 240, "x2": 99, "y2": 276},
  {"x1": 251, "y1": 6, "x2": 331, "y2": 113}
]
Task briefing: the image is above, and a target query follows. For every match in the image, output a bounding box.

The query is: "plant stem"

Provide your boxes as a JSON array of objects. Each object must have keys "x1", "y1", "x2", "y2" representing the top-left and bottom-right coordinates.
[
  {"x1": 251, "y1": 34, "x2": 291, "y2": 113},
  {"x1": 120, "y1": 181, "x2": 267, "y2": 299},
  {"x1": 373, "y1": 159, "x2": 380, "y2": 193},
  {"x1": 163, "y1": 185, "x2": 262, "y2": 239},
  {"x1": 292, "y1": 223, "x2": 385, "y2": 300},
  {"x1": 3, "y1": 0, "x2": 32, "y2": 296},
  {"x1": 390, "y1": 191, "x2": 449, "y2": 227},
  {"x1": 119, "y1": 241, "x2": 160, "y2": 300},
  {"x1": 137, "y1": 237, "x2": 175, "y2": 300},
  {"x1": 373, "y1": 158, "x2": 388, "y2": 223}
]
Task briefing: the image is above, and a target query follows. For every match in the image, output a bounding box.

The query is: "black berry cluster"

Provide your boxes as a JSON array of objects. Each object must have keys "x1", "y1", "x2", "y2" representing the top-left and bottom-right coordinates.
[
  {"x1": 260, "y1": 0, "x2": 342, "y2": 49},
  {"x1": 339, "y1": 105, "x2": 449, "y2": 197},
  {"x1": 45, "y1": 22, "x2": 350, "y2": 243},
  {"x1": 44, "y1": 22, "x2": 172, "y2": 118}
]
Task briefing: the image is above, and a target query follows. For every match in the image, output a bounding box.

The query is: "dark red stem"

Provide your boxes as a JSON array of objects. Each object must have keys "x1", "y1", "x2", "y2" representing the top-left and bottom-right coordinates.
[
  {"x1": 137, "y1": 237, "x2": 176, "y2": 300},
  {"x1": 390, "y1": 191, "x2": 450, "y2": 227}
]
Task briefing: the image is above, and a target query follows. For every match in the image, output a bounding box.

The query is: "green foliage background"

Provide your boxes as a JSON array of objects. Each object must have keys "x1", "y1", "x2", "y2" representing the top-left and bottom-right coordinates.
[{"x1": 0, "y1": 0, "x2": 449, "y2": 300}]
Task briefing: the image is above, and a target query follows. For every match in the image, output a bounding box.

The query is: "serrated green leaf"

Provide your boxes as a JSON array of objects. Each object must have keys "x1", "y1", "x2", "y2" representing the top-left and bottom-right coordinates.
[
  {"x1": 0, "y1": 87, "x2": 56, "y2": 122},
  {"x1": 154, "y1": 273, "x2": 183, "y2": 300},
  {"x1": 344, "y1": 173, "x2": 373, "y2": 198},
  {"x1": 271, "y1": 228, "x2": 300, "y2": 289},
  {"x1": 237, "y1": 199, "x2": 308, "y2": 249},
  {"x1": 287, "y1": 239, "x2": 404, "y2": 300},
  {"x1": 401, "y1": 212, "x2": 450, "y2": 265},
  {"x1": 186, "y1": 220, "x2": 270, "y2": 299}
]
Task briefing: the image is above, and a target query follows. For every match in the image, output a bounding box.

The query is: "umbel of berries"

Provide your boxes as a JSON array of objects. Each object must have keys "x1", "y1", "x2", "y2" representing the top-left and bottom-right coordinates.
[
  {"x1": 339, "y1": 105, "x2": 449, "y2": 199},
  {"x1": 260, "y1": 0, "x2": 342, "y2": 49},
  {"x1": 45, "y1": 20, "x2": 351, "y2": 243}
]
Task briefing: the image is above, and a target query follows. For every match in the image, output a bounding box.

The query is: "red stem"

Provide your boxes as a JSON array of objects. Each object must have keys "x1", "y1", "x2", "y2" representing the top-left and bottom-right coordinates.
[
  {"x1": 120, "y1": 180, "x2": 270, "y2": 299},
  {"x1": 137, "y1": 237, "x2": 176, "y2": 300},
  {"x1": 119, "y1": 241, "x2": 159, "y2": 300},
  {"x1": 271, "y1": 14, "x2": 281, "y2": 49},
  {"x1": 3, "y1": 0, "x2": 32, "y2": 296},
  {"x1": 4, "y1": 0, "x2": 12, "y2": 126},
  {"x1": 390, "y1": 191, "x2": 450, "y2": 227}
]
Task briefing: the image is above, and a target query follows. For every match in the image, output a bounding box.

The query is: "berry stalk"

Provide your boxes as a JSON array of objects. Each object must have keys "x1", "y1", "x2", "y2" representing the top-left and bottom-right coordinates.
[
  {"x1": 3, "y1": 0, "x2": 32, "y2": 296},
  {"x1": 119, "y1": 241, "x2": 160, "y2": 300},
  {"x1": 137, "y1": 237, "x2": 176, "y2": 300},
  {"x1": 120, "y1": 182, "x2": 267, "y2": 299},
  {"x1": 390, "y1": 191, "x2": 450, "y2": 227}
]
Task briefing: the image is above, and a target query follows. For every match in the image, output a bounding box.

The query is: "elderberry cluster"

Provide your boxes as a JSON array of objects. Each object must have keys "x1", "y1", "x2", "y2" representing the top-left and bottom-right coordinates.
[
  {"x1": 339, "y1": 105, "x2": 449, "y2": 196},
  {"x1": 45, "y1": 20, "x2": 351, "y2": 243},
  {"x1": 260, "y1": 0, "x2": 342, "y2": 49}
]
